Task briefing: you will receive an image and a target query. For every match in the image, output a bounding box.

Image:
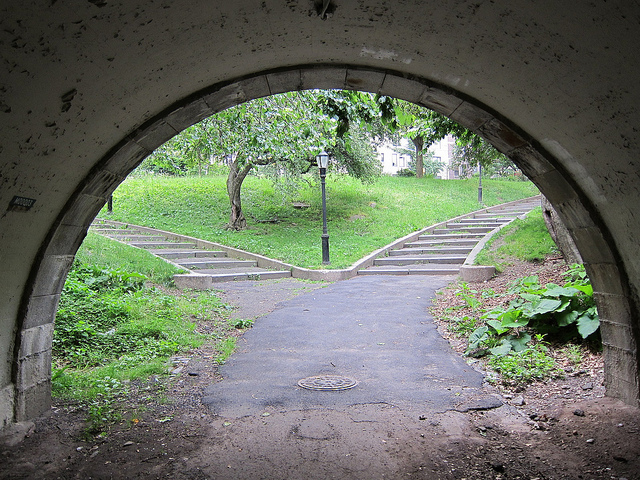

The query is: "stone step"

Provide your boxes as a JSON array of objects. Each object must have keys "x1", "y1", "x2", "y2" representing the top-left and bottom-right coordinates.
[
  {"x1": 104, "y1": 234, "x2": 168, "y2": 242},
  {"x1": 418, "y1": 233, "x2": 484, "y2": 241},
  {"x1": 489, "y1": 207, "x2": 534, "y2": 213},
  {"x1": 433, "y1": 226, "x2": 494, "y2": 234},
  {"x1": 419, "y1": 233, "x2": 484, "y2": 240},
  {"x1": 474, "y1": 212, "x2": 523, "y2": 219},
  {"x1": 374, "y1": 255, "x2": 466, "y2": 266},
  {"x1": 90, "y1": 227, "x2": 133, "y2": 234},
  {"x1": 174, "y1": 269, "x2": 292, "y2": 288},
  {"x1": 455, "y1": 218, "x2": 510, "y2": 224},
  {"x1": 358, "y1": 265, "x2": 461, "y2": 276},
  {"x1": 129, "y1": 241, "x2": 197, "y2": 249},
  {"x1": 204, "y1": 270, "x2": 292, "y2": 282},
  {"x1": 446, "y1": 221, "x2": 504, "y2": 229},
  {"x1": 405, "y1": 239, "x2": 479, "y2": 248},
  {"x1": 150, "y1": 249, "x2": 228, "y2": 259},
  {"x1": 176, "y1": 258, "x2": 257, "y2": 269},
  {"x1": 389, "y1": 246, "x2": 473, "y2": 256}
]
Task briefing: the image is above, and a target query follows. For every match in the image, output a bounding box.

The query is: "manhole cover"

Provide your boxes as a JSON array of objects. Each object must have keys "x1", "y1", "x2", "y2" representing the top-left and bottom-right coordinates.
[{"x1": 297, "y1": 375, "x2": 358, "y2": 391}]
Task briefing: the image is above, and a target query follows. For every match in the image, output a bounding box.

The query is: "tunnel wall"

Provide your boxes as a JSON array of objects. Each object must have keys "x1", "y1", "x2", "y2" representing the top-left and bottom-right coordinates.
[{"x1": 1, "y1": 1, "x2": 639, "y2": 428}]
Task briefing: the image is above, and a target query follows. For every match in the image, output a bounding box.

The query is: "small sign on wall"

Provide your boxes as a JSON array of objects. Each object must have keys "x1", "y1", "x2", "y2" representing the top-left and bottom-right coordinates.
[{"x1": 8, "y1": 195, "x2": 36, "y2": 211}]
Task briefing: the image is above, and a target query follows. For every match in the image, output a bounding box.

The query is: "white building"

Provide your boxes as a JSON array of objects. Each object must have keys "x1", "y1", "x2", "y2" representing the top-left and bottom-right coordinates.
[{"x1": 377, "y1": 135, "x2": 459, "y2": 178}]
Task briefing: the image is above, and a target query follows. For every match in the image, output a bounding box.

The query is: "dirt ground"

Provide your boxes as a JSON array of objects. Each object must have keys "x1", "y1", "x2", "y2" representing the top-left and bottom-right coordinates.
[{"x1": 2, "y1": 270, "x2": 640, "y2": 480}]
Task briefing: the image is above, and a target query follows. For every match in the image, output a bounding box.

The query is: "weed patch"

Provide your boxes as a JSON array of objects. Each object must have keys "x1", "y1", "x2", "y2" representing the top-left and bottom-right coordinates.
[
  {"x1": 487, "y1": 342, "x2": 562, "y2": 384},
  {"x1": 52, "y1": 239, "x2": 241, "y2": 438}
]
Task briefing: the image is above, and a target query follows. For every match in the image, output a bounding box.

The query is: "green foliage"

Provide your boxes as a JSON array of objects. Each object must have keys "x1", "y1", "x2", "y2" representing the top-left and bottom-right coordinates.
[
  {"x1": 318, "y1": 90, "x2": 392, "y2": 139},
  {"x1": 487, "y1": 342, "x2": 561, "y2": 384},
  {"x1": 53, "y1": 264, "x2": 202, "y2": 368},
  {"x1": 229, "y1": 318, "x2": 254, "y2": 329},
  {"x1": 104, "y1": 174, "x2": 538, "y2": 269},
  {"x1": 53, "y1": 237, "x2": 236, "y2": 437},
  {"x1": 442, "y1": 263, "x2": 598, "y2": 385},
  {"x1": 465, "y1": 264, "x2": 599, "y2": 361},
  {"x1": 391, "y1": 99, "x2": 470, "y2": 148},
  {"x1": 215, "y1": 337, "x2": 237, "y2": 364},
  {"x1": 331, "y1": 125, "x2": 382, "y2": 182},
  {"x1": 563, "y1": 343, "x2": 584, "y2": 365},
  {"x1": 454, "y1": 283, "x2": 482, "y2": 311},
  {"x1": 389, "y1": 99, "x2": 470, "y2": 178},
  {"x1": 449, "y1": 316, "x2": 479, "y2": 337},
  {"x1": 140, "y1": 90, "x2": 392, "y2": 229},
  {"x1": 396, "y1": 168, "x2": 416, "y2": 177},
  {"x1": 435, "y1": 206, "x2": 597, "y2": 385},
  {"x1": 460, "y1": 265, "x2": 599, "y2": 381},
  {"x1": 489, "y1": 265, "x2": 599, "y2": 341},
  {"x1": 451, "y1": 135, "x2": 521, "y2": 178},
  {"x1": 83, "y1": 376, "x2": 127, "y2": 436},
  {"x1": 391, "y1": 144, "x2": 445, "y2": 178}
]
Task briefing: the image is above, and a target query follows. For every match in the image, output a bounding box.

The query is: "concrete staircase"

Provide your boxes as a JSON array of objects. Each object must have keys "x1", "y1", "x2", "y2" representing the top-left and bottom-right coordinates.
[
  {"x1": 90, "y1": 220, "x2": 292, "y2": 285},
  {"x1": 91, "y1": 196, "x2": 541, "y2": 285},
  {"x1": 358, "y1": 197, "x2": 541, "y2": 277}
]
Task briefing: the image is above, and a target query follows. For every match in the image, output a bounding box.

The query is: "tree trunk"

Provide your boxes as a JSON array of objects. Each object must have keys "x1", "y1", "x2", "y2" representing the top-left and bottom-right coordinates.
[
  {"x1": 541, "y1": 196, "x2": 583, "y2": 264},
  {"x1": 226, "y1": 158, "x2": 252, "y2": 230},
  {"x1": 412, "y1": 136, "x2": 424, "y2": 178}
]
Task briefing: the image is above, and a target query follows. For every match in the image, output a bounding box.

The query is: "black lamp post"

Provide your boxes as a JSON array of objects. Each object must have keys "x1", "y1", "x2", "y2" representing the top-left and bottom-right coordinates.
[
  {"x1": 478, "y1": 163, "x2": 483, "y2": 203},
  {"x1": 317, "y1": 151, "x2": 330, "y2": 265}
]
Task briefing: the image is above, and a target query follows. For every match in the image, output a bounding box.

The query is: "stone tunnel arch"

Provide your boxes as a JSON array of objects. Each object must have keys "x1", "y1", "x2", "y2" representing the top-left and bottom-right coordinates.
[{"x1": 9, "y1": 65, "x2": 639, "y2": 427}]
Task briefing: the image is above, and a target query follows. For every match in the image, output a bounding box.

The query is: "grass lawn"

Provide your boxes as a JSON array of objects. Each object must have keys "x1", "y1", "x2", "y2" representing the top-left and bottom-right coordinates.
[
  {"x1": 474, "y1": 207, "x2": 559, "y2": 271},
  {"x1": 103, "y1": 174, "x2": 539, "y2": 269}
]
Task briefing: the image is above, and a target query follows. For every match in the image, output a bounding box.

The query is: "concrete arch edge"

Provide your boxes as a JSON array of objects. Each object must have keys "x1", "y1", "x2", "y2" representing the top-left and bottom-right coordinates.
[{"x1": 8, "y1": 64, "x2": 639, "y2": 429}]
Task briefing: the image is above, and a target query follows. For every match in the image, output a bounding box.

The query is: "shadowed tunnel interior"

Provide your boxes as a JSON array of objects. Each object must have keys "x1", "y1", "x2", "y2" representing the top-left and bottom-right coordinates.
[{"x1": 1, "y1": 1, "x2": 639, "y2": 431}]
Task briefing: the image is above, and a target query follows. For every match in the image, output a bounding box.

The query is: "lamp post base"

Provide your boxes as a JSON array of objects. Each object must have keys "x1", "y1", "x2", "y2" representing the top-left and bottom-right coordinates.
[{"x1": 321, "y1": 234, "x2": 330, "y2": 265}]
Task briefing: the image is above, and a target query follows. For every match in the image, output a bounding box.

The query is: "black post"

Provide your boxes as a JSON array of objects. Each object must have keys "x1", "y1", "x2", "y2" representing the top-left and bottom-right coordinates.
[
  {"x1": 320, "y1": 167, "x2": 330, "y2": 265},
  {"x1": 477, "y1": 164, "x2": 483, "y2": 203},
  {"x1": 107, "y1": 194, "x2": 113, "y2": 213}
]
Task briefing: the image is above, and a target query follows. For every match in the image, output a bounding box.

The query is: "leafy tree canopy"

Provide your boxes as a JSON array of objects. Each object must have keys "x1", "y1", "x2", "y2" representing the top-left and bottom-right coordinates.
[
  {"x1": 452, "y1": 135, "x2": 522, "y2": 179},
  {"x1": 142, "y1": 90, "x2": 384, "y2": 229}
]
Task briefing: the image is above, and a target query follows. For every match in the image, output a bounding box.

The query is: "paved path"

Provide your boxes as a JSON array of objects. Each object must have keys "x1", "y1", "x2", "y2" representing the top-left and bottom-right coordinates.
[
  {"x1": 203, "y1": 275, "x2": 501, "y2": 417},
  {"x1": 91, "y1": 200, "x2": 539, "y2": 416}
]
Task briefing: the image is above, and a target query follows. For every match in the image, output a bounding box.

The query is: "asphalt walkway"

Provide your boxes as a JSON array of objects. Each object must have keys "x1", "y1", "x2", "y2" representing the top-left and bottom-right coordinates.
[{"x1": 203, "y1": 275, "x2": 501, "y2": 417}]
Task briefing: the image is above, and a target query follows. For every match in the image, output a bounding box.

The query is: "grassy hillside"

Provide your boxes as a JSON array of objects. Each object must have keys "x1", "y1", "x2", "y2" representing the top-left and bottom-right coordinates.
[{"x1": 103, "y1": 174, "x2": 539, "y2": 269}]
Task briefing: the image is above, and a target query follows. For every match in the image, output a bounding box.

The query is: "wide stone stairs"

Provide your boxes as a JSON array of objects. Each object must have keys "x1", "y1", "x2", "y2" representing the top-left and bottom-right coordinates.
[
  {"x1": 358, "y1": 197, "x2": 541, "y2": 276},
  {"x1": 91, "y1": 196, "x2": 541, "y2": 285},
  {"x1": 89, "y1": 221, "x2": 292, "y2": 284}
]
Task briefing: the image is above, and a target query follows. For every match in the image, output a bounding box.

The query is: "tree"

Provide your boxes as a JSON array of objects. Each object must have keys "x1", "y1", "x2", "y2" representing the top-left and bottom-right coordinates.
[
  {"x1": 146, "y1": 90, "x2": 385, "y2": 230},
  {"x1": 205, "y1": 92, "x2": 332, "y2": 229},
  {"x1": 391, "y1": 100, "x2": 471, "y2": 177},
  {"x1": 390, "y1": 142, "x2": 445, "y2": 177},
  {"x1": 451, "y1": 135, "x2": 520, "y2": 179}
]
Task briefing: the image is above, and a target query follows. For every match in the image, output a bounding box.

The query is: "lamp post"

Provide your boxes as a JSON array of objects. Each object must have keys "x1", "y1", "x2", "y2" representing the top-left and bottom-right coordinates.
[
  {"x1": 477, "y1": 163, "x2": 483, "y2": 203},
  {"x1": 317, "y1": 151, "x2": 330, "y2": 265}
]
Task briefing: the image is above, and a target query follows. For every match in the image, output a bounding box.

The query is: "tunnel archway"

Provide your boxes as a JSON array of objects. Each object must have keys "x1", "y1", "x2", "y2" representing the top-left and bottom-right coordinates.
[
  {"x1": 9, "y1": 65, "x2": 637, "y2": 428},
  {"x1": 3, "y1": 1, "x2": 640, "y2": 430}
]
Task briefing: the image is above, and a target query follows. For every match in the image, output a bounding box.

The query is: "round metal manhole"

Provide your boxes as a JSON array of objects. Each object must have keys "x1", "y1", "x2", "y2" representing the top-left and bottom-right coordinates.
[{"x1": 297, "y1": 375, "x2": 358, "y2": 391}]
